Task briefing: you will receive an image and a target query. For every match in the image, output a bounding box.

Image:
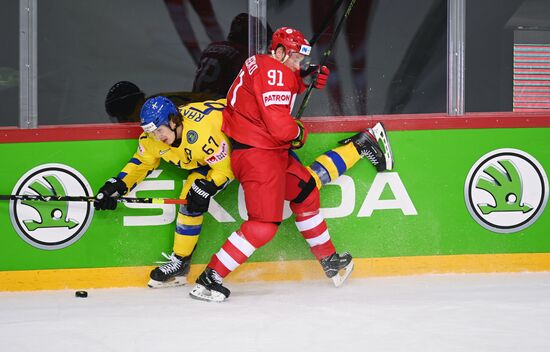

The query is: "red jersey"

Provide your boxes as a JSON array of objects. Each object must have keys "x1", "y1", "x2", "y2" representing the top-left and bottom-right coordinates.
[{"x1": 222, "y1": 54, "x2": 302, "y2": 149}]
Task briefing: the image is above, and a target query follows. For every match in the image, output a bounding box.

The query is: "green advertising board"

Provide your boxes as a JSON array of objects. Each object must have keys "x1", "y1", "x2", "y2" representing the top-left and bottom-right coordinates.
[{"x1": 0, "y1": 128, "x2": 549, "y2": 289}]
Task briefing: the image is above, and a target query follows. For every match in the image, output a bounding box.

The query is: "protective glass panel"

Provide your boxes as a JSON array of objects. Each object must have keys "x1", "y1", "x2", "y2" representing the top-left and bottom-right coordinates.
[
  {"x1": 267, "y1": 0, "x2": 447, "y2": 117},
  {"x1": 37, "y1": 0, "x2": 247, "y2": 124},
  {"x1": 465, "y1": 0, "x2": 550, "y2": 112},
  {"x1": 0, "y1": 1, "x2": 20, "y2": 127}
]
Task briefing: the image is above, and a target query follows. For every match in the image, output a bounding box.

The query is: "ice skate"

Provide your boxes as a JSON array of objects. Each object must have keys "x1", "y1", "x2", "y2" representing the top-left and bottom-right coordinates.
[
  {"x1": 338, "y1": 122, "x2": 394, "y2": 171},
  {"x1": 148, "y1": 252, "x2": 190, "y2": 288},
  {"x1": 320, "y1": 252, "x2": 354, "y2": 287},
  {"x1": 189, "y1": 267, "x2": 231, "y2": 302}
]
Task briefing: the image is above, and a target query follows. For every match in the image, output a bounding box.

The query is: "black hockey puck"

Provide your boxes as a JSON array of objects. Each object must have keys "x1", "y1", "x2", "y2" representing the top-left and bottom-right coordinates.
[{"x1": 75, "y1": 290, "x2": 88, "y2": 298}]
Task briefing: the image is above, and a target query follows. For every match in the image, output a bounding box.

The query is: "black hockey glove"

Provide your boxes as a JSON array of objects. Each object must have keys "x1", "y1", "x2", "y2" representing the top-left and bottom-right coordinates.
[
  {"x1": 186, "y1": 179, "x2": 218, "y2": 213},
  {"x1": 94, "y1": 177, "x2": 128, "y2": 210}
]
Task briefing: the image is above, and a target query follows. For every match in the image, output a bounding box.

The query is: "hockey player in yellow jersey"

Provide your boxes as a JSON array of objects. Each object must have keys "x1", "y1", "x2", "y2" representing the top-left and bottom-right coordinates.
[
  {"x1": 94, "y1": 96, "x2": 233, "y2": 288},
  {"x1": 94, "y1": 96, "x2": 393, "y2": 288},
  {"x1": 120, "y1": 98, "x2": 233, "y2": 191}
]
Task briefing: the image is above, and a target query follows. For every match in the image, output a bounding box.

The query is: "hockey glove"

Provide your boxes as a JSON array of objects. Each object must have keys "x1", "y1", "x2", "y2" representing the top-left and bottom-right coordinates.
[
  {"x1": 291, "y1": 120, "x2": 308, "y2": 150},
  {"x1": 186, "y1": 179, "x2": 218, "y2": 213},
  {"x1": 300, "y1": 65, "x2": 330, "y2": 90},
  {"x1": 94, "y1": 177, "x2": 128, "y2": 210}
]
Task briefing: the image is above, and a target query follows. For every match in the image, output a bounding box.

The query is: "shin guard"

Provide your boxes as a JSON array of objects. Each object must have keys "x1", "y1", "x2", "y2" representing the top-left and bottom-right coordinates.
[{"x1": 208, "y1": 221, "x2": 278, "y2": 277}]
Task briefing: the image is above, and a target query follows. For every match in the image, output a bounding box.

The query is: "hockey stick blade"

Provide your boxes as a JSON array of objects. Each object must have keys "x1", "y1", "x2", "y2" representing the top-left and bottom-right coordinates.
[
  {"x1": 0, "y1": 194, "x2": 187, "y2": 205},
  {"x1": 371, "y1": 122, "x2": 394, "y2": 171}
]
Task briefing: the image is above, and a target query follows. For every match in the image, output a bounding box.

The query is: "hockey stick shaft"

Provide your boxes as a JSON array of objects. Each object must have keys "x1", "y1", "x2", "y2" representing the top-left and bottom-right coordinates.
[
  {"x1": 0, "y1": 194, "x2": 187, "y2": 205},
  {"x1": 309, "y1": 0, "x2": 347, "y2": 46},
  {"x1": 296, "y1": 0, "x2": 357, "y2": 119}
]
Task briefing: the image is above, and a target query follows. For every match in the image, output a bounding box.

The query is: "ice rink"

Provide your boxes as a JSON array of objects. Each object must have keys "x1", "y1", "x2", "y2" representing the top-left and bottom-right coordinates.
[{"x1": 1, "y1": 272, "x2": 550, "y2": 352}]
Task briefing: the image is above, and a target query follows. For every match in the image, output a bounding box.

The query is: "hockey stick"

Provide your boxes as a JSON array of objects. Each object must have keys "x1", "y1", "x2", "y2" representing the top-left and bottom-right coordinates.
[
  {"x1": 309, "y1": 0, "x2": 347, "y2": 46},
  {"x1": 296, "y1": 0, "x2": 357, "y2": 119},
  {"x1": 0, "y1": 194, "x2": 187, "y2": 205}
]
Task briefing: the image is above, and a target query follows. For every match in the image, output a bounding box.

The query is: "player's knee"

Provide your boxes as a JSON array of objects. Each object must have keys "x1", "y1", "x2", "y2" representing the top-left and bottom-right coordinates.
[
  {"x1": 176, "y1": 212, "x2": 203, "y2": 236},
  {"x1": 240, "y1": 220, "x2": 279, "y2": 248},
  {"x1": 179, "y1": 203, "x2": 205, "y2": 217}
]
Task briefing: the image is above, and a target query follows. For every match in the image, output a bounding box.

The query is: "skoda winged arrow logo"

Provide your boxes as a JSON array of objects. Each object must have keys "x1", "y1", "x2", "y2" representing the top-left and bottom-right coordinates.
[
  {"x1": 465, "y1": 149, "x2": 548, "y2": 233},
  {"x1": 21, "y1": 174, "x2": 80, "y2": 231},
  {"x1": 475, "y1": 159, "x2": 533, "y2": 215},
  {"x1": 9, "y1": 163, "x2": 94, "y2": 249}
]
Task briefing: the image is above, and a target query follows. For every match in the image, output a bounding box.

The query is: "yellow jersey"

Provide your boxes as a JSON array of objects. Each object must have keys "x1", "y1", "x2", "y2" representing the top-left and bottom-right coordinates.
[{"x1": 118, "y1": 99, "x2": 233, "y2": 190}]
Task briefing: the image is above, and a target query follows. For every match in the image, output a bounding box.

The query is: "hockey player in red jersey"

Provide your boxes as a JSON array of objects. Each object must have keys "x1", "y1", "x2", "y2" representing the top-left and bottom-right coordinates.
[{"x1": 190, "y1": 27, "x2": 355, "y2": 302}]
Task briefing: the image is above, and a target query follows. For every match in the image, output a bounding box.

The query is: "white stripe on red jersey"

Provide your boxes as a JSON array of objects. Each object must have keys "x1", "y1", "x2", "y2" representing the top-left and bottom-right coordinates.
[
  {"x1": 295, "y1": 213, "x2": 324, "y2": 231},
  {"x1": 215, "y1": 248, "x2": 240, "y2": 271},
  {"x1": 228, "y1": 232, "x2": 256, "y2": 257},
  {"x1": 304, "y1": 229, "x2": 331, "y2": 247},
  {"x1": 213, "y1": 231, "x2": 257, "y2": 273}
]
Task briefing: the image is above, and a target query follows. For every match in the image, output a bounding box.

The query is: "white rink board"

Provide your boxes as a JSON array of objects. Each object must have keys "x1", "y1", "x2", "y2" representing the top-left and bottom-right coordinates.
[{"x1": 1, "y1": 273, "x2": 550, "y2": 352}]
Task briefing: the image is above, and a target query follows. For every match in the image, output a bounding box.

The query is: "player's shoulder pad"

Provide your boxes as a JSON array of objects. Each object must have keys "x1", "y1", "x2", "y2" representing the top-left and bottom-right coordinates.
[
  {"x1": 243, "y1": 55, "x2": 261, "y2": 76},
  {"x1": 181, "y1": 100, "x2": 226, "y2": 123},
  {"x1": 215, "y1": 98, "x2": 227, "y2": 106}
]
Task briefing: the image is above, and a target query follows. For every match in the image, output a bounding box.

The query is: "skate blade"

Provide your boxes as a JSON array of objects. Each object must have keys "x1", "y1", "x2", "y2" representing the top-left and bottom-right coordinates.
[
  {"x1": 189, "y1": 284, "x2": 228, "y2": 302},
  {"x1": 331, "y1": 261, "x2": 354, "y2": 288},
  {"x1": 371, "y1": 122, "x2": 394, "y2": 171},
  {"x1": 147, "y1": 276, "x2": 187, "y2": 289}
]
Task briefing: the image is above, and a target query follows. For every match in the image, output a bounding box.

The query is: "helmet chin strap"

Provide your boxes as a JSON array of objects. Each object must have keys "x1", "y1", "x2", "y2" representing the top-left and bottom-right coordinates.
[
  {"x1": 170, "y1": 124, "x2": 182, "y2": 148},
  {"x1": 271, "y1": 49, "x2": 290, "y2": 63}
]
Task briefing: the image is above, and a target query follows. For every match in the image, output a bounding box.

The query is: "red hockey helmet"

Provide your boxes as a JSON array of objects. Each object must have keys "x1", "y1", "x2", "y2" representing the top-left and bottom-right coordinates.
[{"x1": 270, "y1": 27, "x2": 311, "y2": 56}]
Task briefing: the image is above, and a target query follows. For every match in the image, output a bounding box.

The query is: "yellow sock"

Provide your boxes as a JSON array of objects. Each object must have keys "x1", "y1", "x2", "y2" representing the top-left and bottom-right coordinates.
[
  {"x1": 172, "y1": 211, "x2": 203, "y2": 257},
  {"x1": 307, "y1": 143, "x2": 360, "y2": 189}
]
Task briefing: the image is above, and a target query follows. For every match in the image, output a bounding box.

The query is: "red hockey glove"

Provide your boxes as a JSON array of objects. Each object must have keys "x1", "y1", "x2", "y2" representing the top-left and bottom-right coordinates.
[
  {"x1": 300, "y1": 65, "x2": 330, "y2": 90},
  {"x1": 291, "y1": 120, "x2": 308, "y2": 149},
  {"x1": 314, "y1": 65, "x2": 330, "y2": 89}
]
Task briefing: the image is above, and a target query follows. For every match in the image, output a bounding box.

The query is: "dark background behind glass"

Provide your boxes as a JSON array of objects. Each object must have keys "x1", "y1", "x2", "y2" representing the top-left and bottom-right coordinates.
[
  {"x1": 36, "y1": 0, "x2": 247, "y2": 125},
  {"x1": 268, "y1": 0, "x2": 448, "y2": 117},
  {"x1": 0, "y1": 0, "x2": 19, "y2": 126},
  {"x1": 466, "y1": 0, "x2": 550, "y2": 112},
  {"x1": 1, "y1": 0, "x2": 549, "y2": 126}
]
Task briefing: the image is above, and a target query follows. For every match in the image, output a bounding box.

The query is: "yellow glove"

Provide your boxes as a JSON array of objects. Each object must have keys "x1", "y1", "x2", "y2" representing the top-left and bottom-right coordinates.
[{"x1": 291, "y1": 120, "x2": 308, "y2": 149}]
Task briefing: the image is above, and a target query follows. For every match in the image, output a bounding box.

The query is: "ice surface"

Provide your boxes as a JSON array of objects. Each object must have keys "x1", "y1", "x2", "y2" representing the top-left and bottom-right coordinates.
[{"x1": 1, "y1": 272, "x2": 550, "y2": 352}]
